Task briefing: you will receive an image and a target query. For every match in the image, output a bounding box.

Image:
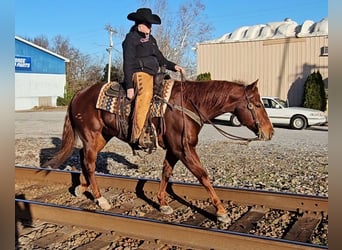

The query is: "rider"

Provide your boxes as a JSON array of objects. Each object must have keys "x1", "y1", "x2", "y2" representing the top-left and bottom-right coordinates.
[{"x1": 122, "y1": 8, "x2": 184, "y2": 149}]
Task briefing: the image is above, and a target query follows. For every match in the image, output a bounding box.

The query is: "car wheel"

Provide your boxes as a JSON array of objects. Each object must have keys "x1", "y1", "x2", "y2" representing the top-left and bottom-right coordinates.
[
  {"x1": 230, "y1": 115, "x2": 241, "y2": 126},
  {"x1": 290, "y1": 115, "x2": 307, "y2": 130}
]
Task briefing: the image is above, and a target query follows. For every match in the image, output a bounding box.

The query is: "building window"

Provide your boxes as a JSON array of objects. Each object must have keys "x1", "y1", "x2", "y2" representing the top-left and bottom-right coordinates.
[{"x1": 321, "y1": 46, "x2": 328, "y2": 56}]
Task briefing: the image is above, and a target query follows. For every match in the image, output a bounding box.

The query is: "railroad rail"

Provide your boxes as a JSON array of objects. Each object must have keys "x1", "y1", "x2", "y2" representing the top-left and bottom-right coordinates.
[{"x1": 15, "y1": 165, "x2": 328, "y2": 249}]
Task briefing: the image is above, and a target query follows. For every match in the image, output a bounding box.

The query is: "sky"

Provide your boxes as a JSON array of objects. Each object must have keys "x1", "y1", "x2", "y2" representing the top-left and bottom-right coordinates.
[{"x1": 15, "y1": 0, "x2": 328, "y2": 63}]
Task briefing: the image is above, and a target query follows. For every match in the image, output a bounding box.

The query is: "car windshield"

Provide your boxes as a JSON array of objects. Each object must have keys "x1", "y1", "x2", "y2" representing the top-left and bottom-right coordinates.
[{"x1": 274, "y1": 98, "x2": 288, "y2": 108}]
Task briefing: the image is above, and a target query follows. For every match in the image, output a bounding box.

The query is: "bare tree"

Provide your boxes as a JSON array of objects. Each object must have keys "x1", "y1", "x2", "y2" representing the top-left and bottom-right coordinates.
[
  {"x1": 139, "y1": 0, "x2": 212, "y2": 77},
  {"x1": 26, "y1": 34, "x2": 105, "y2": 89},
  {"x1": 86, "y1": 65, "x2": 103, "y2": 83},
  {"x1": 32, "y1": 35, "x2": 50, "y2": 49},
  {"x1": 50, "y1": 35, "x2": 97, "y2": 87},
  {"x1": 24, "y1": 35, "x2": 50, "y2": 49},
  {"x1": 51, "y1": 35, "x2": 71, "y2": 58}
]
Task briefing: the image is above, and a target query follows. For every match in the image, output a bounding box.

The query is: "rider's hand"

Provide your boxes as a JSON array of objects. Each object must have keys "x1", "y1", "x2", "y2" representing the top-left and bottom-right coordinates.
[
  {"x1": 127, "y1": 88, "x2": 134, "y2": 100},
  {"x1": 175, "y1": 65, "x2": 184, "y2": 73}
]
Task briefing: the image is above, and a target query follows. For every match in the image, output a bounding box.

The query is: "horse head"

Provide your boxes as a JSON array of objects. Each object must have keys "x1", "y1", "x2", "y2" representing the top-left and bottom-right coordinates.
[{"x1": 234, "y1": 80, "x2": 274, "y2": 140}]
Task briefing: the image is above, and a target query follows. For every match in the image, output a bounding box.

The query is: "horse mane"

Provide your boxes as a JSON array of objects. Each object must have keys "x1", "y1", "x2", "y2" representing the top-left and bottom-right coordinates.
[{"x1": 179, "y1": 80, "x2": 245, "y2": 110}]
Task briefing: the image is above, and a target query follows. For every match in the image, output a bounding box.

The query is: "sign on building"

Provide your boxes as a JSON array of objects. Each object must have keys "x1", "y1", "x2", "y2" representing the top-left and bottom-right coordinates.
[{"x1": 15, "y1": 56, "x2": 31, "y2": 71}]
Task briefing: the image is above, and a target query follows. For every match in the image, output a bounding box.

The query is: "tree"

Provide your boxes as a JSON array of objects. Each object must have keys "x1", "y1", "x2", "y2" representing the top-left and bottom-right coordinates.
[
  {"x1": 102, "y1": 64, "x2": 124, "y2": 82},
  {"x1": 51, "y1": 35, "x2": 88, "y2": 86},
  {"x1": 196, "y1": 72, "x2": 211, "y2": 80},
  {"x1": 86, "y1": 65, "x2": 104, "y2": 83},
  {"x1": 32, "y1": 35, "x2": 50, "y2": 49},
  {"x1": 26, "y1": 34, "x2": 105, "y2": 105},
  {"x1": 302, "y1": 71, "x2": 327, "y2": 111},
  {"x1": 139, "y1": 0, "x2": 212, "y2": 76}
]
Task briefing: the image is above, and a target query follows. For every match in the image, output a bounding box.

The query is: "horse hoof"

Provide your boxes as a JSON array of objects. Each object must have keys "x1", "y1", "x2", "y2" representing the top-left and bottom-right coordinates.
[
  {"x1": 96, "y1": 196, "x2": 111, "y2": 210},
  {"x1": 74, "y1": 185, "x2": 85, "y2": 197},
  {"x1": 160, "y1": 205, "x2": 173, "y2": 215},
  {"x1": 217, "y1": 213, "x2": 231, "y2": 223}
]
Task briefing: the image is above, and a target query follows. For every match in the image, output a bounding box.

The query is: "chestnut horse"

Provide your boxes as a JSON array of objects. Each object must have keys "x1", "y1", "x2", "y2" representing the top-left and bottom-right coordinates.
[{"x1": 44, "y1": 79, "x2": 274, "y2": 222}]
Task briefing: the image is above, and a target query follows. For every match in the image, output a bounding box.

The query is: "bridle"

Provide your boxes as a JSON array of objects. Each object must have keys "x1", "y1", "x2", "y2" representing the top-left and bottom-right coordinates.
[
  {"x1": 186, "y1": 86, "x2": 263, "y2": 143},
  {"x1": 243, "y1": 87, "x2": 262, "y2": 139},
  {"x1": 170, "y1": 75, "x2": 262, "y2": 144}
]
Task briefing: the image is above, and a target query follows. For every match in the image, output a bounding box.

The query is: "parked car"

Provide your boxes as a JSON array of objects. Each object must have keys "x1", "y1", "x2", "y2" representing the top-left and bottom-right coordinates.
[{"x1": 214, "y1": 96, "x2": 327, "y2": 130}]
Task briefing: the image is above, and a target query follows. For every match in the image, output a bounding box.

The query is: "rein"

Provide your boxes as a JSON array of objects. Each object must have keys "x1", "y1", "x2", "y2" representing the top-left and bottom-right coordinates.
[
  {"x1": 158, "y1": 76, "x2": 260, "y2": 144},
  {"x1": 182, "y1": 74, "x2": 260, "y2": 144},
  {"x1": 153, "y1": 95, "x2": 202, "y2": 126},
  {"x1": 188, "y1": 99, "x2": 258, "y2": 144},
  {"x1": 179, "y1": 71, "x2": 192, "y2": 156}
]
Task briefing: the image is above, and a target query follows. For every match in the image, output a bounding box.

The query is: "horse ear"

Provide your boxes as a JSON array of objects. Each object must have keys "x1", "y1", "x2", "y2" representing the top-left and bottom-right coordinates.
[{"x1": 250, "y1": 79, "x2": 259, "y2": 90}]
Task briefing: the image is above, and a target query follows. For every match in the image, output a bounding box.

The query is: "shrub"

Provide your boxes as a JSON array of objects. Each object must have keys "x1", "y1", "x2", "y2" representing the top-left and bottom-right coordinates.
[
  {"x1": 56, "y1": 84, "x2": 77, "y2": 106},
  {"x1": 302, "y1": 71, "x2": 327, "y2": 111},
  {"x1": 196, "y1": 72, "x2": 211, "y2": 81}
]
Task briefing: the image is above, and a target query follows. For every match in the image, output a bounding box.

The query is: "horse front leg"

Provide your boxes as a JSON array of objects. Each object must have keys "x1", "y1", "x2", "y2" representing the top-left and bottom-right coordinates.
[
  {"x1": 77, "y1": 137, "x2": 111, "y2": 210},
  {"x1": 182, "y1": 147, "x2": 230, "y2": 223},
  {"x1": 158, "y1": 150, "x2": 178, "y2": 214}
]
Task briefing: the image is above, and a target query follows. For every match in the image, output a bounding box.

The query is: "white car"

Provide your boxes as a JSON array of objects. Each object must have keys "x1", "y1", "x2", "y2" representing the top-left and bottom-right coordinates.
[{"x1": 214, "y1": 96, "x2": 327, "y2": 130}]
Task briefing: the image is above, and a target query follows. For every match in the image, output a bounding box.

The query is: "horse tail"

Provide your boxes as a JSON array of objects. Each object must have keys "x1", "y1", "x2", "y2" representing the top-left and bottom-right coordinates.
[{"x1": 42, "y1": 103, "x2": 77, "y2": 169}]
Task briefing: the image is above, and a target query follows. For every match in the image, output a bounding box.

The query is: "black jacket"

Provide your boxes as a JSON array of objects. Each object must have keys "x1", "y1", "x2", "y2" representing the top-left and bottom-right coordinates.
[{"x1": 122, "y1": 26, "x2": 177, "y2": 89}]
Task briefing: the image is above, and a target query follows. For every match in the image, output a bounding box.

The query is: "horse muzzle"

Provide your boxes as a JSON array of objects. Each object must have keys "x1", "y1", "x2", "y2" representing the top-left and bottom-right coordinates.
[{"x1": 257, "y1": 128, "x2": 274, "y2": 141}]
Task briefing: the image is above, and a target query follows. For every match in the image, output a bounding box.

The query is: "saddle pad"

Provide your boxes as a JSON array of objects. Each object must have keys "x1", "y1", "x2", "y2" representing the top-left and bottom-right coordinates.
[
  {"x1": 96, "y1": 80, "x2": 174, "y2": 118},
  {"x1": 150, "y1": 79, "x2": 174, "y2": 117},
  {"x1": 96, "y1": 82, "x2": 130, "y2": 116}
]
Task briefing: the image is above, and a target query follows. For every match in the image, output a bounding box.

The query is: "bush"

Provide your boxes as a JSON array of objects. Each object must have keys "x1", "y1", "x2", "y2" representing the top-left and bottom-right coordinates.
[
  {"x1": 56, "y1": 96, "x2": 68, "y2": 106},
  {"x1": 196, "y1": 72, "x2": 211, "y2": 81},
  {"x1": 56, "y1": 84, "x2": 77, "y2": 106},
  {"x1": 302, "y1": 71, "x2": 327, "y2": 111}
]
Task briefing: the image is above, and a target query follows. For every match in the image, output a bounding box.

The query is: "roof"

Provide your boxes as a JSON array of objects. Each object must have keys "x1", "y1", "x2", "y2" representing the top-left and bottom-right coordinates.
[
  {"x1": 202, "y1": 17, "x2": 328, "y2": 44},
  {"x1": 15, "y1": 36, "x2": 70, "y2": 62}
]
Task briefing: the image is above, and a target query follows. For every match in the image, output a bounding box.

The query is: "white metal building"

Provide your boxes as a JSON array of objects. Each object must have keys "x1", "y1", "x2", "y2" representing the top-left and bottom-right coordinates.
[
  {"x1": 196, "y1": 18, "x2": 328, "y2": 107},
  {"x1": 15, "y1": 36, "x2": 70, "y2": 110}
]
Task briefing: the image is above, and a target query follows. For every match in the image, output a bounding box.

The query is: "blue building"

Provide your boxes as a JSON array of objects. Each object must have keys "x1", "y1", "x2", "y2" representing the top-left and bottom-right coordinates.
[{"x1": 15, "y1": 36, "x2": 69, "y2": 110}]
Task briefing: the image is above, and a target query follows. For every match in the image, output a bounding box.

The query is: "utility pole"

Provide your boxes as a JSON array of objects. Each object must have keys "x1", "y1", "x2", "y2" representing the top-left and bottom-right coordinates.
[{"x1": 105, "y1": 25, "x2": 117, "y2": 83}]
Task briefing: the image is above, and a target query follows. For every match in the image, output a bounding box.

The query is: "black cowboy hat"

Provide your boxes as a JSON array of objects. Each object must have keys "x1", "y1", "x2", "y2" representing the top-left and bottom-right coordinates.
[{"x1": 127, "y1": 8, "x2": 161, "y2": 25}]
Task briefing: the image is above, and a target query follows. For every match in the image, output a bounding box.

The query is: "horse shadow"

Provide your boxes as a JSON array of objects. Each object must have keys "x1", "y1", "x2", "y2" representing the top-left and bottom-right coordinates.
[
  {"x1": 39, "y1": 138, "x2": 217, "y2": 222},
  {"x1": 39, "y1": 137, "x2": 138, "y2": 173},
  {"x1": 135, "y1": 180, "x2": 217, "y2": 222},
  {"x1": 15, "y1": 194, "x2": 33, "y2": 248}
]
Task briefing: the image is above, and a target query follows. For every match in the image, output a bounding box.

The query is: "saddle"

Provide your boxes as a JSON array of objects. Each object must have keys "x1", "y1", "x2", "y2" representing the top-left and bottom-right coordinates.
[
  {"x1": 105, "y1": 71, "x2": 169, "y2": 98},
  {"x1": 96, "y1": 74, "x2": 174, "y2": 153},
  {"x1": 106, "y1": 81, "x2": 126, "y2": 97}
]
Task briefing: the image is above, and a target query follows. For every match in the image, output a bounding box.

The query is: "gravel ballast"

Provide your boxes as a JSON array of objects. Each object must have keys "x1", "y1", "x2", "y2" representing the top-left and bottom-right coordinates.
[{"x1": 15, "y1": 111, "x2": 328, "y2": 197}]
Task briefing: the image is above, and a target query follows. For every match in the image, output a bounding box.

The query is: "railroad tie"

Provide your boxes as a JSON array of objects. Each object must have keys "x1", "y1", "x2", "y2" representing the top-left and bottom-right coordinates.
[{"x1": 284, "y1": 211, "x2": 322, "y2": 243}]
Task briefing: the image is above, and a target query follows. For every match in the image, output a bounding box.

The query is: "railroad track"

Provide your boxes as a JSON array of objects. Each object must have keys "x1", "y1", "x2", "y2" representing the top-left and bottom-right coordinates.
[{"x1": 15, "y1": 165, "x2": 328, "y2": 249}]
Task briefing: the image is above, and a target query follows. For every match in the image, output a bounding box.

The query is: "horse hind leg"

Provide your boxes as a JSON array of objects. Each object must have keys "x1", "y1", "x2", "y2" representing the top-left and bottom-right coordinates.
[
  {"x1": 73, "y1": 149, "x2": 88, "y2": 196},
  {"x1": 77, "y1": 135, "x2": 111, "y2": 210}
]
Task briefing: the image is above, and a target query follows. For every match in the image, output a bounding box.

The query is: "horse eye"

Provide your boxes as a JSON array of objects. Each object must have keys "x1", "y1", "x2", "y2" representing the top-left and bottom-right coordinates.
[{"x1": 255, "y1": 103, "x2": 262, "y2": 108}]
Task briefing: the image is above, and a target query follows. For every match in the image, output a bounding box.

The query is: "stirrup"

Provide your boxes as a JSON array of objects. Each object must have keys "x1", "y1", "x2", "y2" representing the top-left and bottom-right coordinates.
[
  {"x1": 130, "y1": 141, "x2": 155, "y2": 155},
  {"x1": 129, "y1": 137, "x2": 152, "y2": 150},
  {"x1": 130, "y1": 133, "x2": 156, "y2": 153}
]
